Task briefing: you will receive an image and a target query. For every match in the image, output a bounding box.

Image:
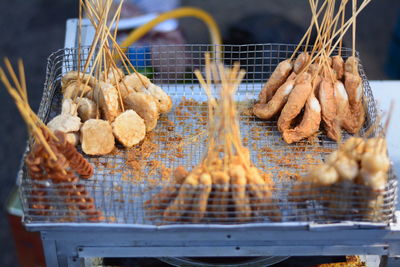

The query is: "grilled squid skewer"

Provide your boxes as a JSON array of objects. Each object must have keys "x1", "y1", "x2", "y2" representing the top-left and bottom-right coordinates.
[
  {"x1": 343, "y1": 72, "x2": 365, "y2": 134},
  {"x1": 258, "y1": 59, "x2": 293, "y2": 104},
  {"x1": 253, "y1": 76, "x2": 296, "y2": 120},
  {"x1": 332, "y1": 55, "x2": 345, "y2": 80},
  {"x1": 277, "y1": 73, "x2": 313, "y2": 133},
  {"x1": 319, "y1": 79, "x2": 340, "y2": 141},
  {"x1": 294, "y1": 52, "x2": 310, "y2": 74},
  {"x1": 282, "y1": 92, "x2": 321, "y2": 144},
  {"x1": 334, "y1": 80, "x2": 350, "y2": 126}
]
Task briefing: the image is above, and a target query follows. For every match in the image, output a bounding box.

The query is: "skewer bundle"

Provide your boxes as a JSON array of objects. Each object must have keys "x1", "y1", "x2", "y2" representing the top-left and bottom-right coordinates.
[
  {"x1": 253, "y1": 0, "x2": 371, "y2": 143},
  {"x1": 290, "y1": 134, "x2": 391, "y2": 221},
  {"x1": 0, "y1": 60, "x2": 102, "y2": 221},
  {"x1": 146, "y1": 54, "x2": 280, "y2": 223},
  {"x1": 49, "y1": 0, "x2": 172, "y2": 155}
]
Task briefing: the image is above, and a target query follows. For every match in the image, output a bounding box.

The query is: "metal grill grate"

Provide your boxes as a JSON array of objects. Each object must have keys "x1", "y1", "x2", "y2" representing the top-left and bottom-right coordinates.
[{"x1": 19, "y1": 44, "x2": 397, "y2": 225}]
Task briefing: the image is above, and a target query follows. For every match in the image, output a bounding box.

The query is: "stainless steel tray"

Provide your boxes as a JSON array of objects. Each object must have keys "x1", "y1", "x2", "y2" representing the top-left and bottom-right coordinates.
[{"x1": 19, "y1": 44, "x2": 397, "y2": 226}]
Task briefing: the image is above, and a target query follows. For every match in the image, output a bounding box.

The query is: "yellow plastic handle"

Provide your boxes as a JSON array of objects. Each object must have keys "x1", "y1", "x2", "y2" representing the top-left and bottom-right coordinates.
[{"x1": 120, "y1": 7, "x2": 222, "y2": 59}]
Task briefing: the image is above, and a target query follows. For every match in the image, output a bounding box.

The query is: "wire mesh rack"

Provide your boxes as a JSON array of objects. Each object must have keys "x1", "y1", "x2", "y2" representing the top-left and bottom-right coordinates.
[{"x1": 19, "y1": 44, "x2": 397, "y2": 225}]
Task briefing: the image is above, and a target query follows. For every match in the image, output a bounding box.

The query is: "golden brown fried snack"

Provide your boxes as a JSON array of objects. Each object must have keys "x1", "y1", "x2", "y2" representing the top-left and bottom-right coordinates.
[
  {"x1": 111, "y1": 110, "x2": 146, "y2": 148},
  {"x1": 123, "y1": 92, "x2": 159, "y2": 132},
  {"x1": 146, "y1": 84, "x2": 173, "y2": 114},
  {"x1": 344, "y1": 72, "x2": 363, "y2": 106},
  {"x1": 229, "y1": 164, "x2": 252, "y2": 222},
  {"x1": 80, "y1": 119, "x2": 115, "y2": 155},
  {"x1": 209, "y1": 170, "x2": 230, "y2": 218},
  {"x1": 119, "y1": 72, "x2": 151, "y2": 99},
  {"x1": 63, "y1": 81, "x2": 92, "y2": 99},
  {"x1": 333, "y1": 80, "x2": 350, "y2": 127},
  {"x1": 294, "y1": 52, "x2": 310, "y2": 74},
  {"x1": 319, "y1": 79, "x2": 340, "y2": 141},
  {"x1": 47, "y1": 114, "x2": 82, "y2": 133},
  {"x1": 253, "y1": 78, "x2": 296, "y2": 120},
  {"x1": 360, "y1": 138, "x2": 390, "y2": 191},
  {"x1": 94, "y1": 82, "x2": 120, "y2": 122},
  {"x1": 246, "y1": 166, "x2": 280, "y2": 221},
  {"x1": 65, "y1": 132, "x2": 79, "y2": 146},
  {"x1": 61, "y1": 98, "x2": 78, "y2": 116},
  {"x1": 147, "y1": 166, "x2": 189, "y2": 216},
  {"x1": 100, "y1": 68, "x2": 124, "y2": 85},
  {"x1": 163, "y1": 168, "x2": 201, "y2": 222},
  {"x1": 332, "y1": 55, "x2": 345, "y2": 80},
  {"x1": 191, "y1": 172, "x2": 212, "y2": 223},
  {"x1": 61, "y1": 71, "x2": 97, "y2": 89},
  {"x1": 277, "y1": 73, "x2": 313, "y2": 133},
  {"x1": 343, "y1": 72, "x2": 365, "y2": 134},
  {"x1": 344, "y1": 56, "x2": 359, "y2": 75},
  {"x1": 282, "y1": 92, "x2": 321, "y2": 144},
  {"x1": 76, "y1": 97, "x2": 97, "y2": 122},
  {"x1": 259, "y1": 59, "x2": 293, "y2": 104}
]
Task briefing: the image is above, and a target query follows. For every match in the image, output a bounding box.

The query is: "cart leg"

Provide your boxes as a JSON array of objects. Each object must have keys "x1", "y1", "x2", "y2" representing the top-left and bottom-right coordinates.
[
  {"x1": 379, "y1": 255, "x2": 388, "y2": 267},
  {"x1": 41, "y1": 238, "x2": 60, "y2": 267}
]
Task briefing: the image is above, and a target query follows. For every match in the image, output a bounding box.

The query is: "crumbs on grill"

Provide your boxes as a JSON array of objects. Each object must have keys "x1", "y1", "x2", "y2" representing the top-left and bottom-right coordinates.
[{"x1": 93, "y1": 96, "x2": 334, "y2": 188}]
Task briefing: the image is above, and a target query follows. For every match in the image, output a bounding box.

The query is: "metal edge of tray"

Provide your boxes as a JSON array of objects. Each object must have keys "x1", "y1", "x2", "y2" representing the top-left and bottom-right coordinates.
[{"x1": 20, "y1": 44, "x2": 398, "y2": 230}]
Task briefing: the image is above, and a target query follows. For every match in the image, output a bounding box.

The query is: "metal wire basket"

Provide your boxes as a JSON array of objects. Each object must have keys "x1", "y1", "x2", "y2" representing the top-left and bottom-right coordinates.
[{"x1": 19, "y1": 44, "x2": 397, "y2": 225}]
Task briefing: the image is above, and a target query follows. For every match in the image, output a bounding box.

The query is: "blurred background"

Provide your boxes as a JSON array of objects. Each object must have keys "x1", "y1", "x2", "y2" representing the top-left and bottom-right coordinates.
[{"x1": 1, "y1": 0, "x2": 400, "y2": 266}]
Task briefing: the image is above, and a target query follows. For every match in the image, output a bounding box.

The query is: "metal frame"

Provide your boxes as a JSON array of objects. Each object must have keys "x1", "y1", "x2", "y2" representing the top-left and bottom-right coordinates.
[{"x1": 35, "y1": 217, "x2": 400, "y2": 267}]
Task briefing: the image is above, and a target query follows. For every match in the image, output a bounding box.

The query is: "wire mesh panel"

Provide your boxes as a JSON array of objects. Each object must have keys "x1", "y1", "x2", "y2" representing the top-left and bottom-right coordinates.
[{"x1": 20, "y1": 44, "x2": 397, "y2": 225}]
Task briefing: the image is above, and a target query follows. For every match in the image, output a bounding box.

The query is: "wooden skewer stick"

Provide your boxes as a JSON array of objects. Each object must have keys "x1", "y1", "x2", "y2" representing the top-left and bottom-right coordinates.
[
  {"x1": 0, "y1": 63, "x2": 58, "y2": 160},
  {"x1": 291, "y1": 0, "x2": 329, "y2": 61},
  {"x1": 352, "y1": 0, "x2": 357, "y2": 57}
]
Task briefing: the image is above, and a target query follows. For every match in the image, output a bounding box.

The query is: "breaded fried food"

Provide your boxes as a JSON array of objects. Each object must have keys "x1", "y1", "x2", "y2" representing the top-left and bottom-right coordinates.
[
  {"x1": 63, "y1": 81, "x2": 92, "y2": 99},
  {"x1": 80, "y1": 119, "x2": 115, "y2": 155},
  {"x1": 147, "y1": 84, "x2": 172, "y2": 114},
  {"x1": 277, "y1": 73, "x2": 313, "y2": 133},
  {"x1": 163, "y1": 168, "x2": 201, "y2": 222},
  {"x1": 191, "y1": 172, "x2": 212, "y2": 222},
  {"x1": 282, "y1": 92, "x2": 321, "y2": 144},
  {"x1": 344, "y1": 56, "x2": 359, "y2": 75},
  {"x1": 319, "y1": 79, "x2": 340, "y2": 141},
  {"x1": 61, "y1": 71, "x2": 97, "y2": 88},
  {"x1": 111, "y1": 110, "x2": 146, "y2": 148},
  {"x1": 65, "y1": 132, "x2": 79, "y2": 146},
  {"x1": 119, "y1": 72, "x2": 151, "y2": 98},
  {"x1": 253, "y1": 76, "x2": 296, "y2": 120},
  {"x1": 259, "y1": 59, "x2": 293, "y2": 104},
  {"x1": 101, "y1": 68, "x2": 124, "y2": 85},
  {"x1": 210, "y1": 170, "x2": 230, "y2": 218},
  {"x1": 229, "y1": 164, "x2": 252, "y2": 222},
  {"x1": 148, "y1": 166, "x2": 189, "y2": 213},
  {"x1": 343, "y1": 72, "x2": 365, "y2": 134},
  {"x1": 332, "y1": 55, "x2": 344, "y2": 80},
  {"x1": 124, "y1": 92, "x2": 159, "y2": 132},
  {"x1": 76, "y1": 97, "x2": 97, "y2": 122},
  {"x1": 95, "y1": 82, "x2": 120, "y2": 122},
  {"x1": 246, "y1": 166, "x2": 281, "y2": 221},
  {"x1": 61, "y1": 98, "x2": 78, "y2": 116},
  {"x1": 294, "y1": 52, "x2": 310, "y2": 74},
  {"x1": 47, "y1": 114, "x2": 81, "y2": 133}
]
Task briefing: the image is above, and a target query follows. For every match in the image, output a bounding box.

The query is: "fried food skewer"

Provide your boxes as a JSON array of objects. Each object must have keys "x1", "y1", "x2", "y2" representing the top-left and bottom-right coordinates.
[
  {"x1": 277, "y1": 73, "x2": 313, "y2": 133},
  {"x1": 282, "y1": 91, "x2": 321, "y2": 144},
  {"x1": 253, "y1": 74, "x2": 296, "y2": 120},
  {"x1": 258, "y1": 59, "x2": 293, "y2": 104}
]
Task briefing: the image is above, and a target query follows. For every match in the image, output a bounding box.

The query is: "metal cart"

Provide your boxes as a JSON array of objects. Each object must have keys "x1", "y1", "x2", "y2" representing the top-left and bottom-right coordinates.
[{"x1": 19, "y1": 20, "x2": 400, "y2": 267}]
